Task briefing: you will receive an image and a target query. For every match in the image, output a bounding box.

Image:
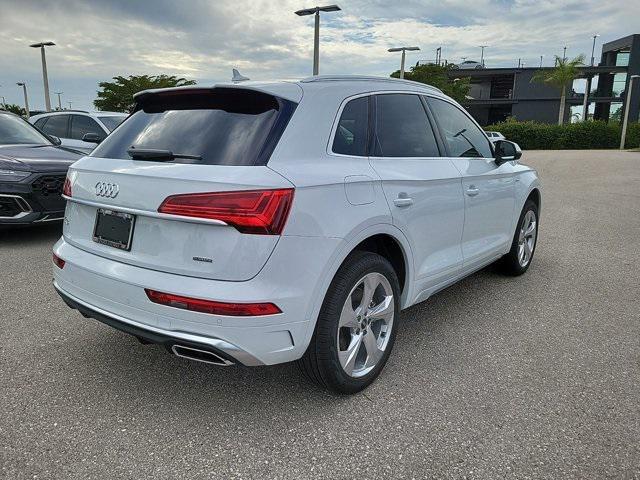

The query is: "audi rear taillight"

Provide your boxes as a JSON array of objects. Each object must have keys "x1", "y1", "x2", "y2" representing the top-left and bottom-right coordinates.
[
  {"x1": 62, "y1": 176, "x2": 72, "y2": 197},
  {"x1": 145, "y1": 289, "x2": 281, "y2": 316},
  {"x1": 158, "y1": 188, "x2": 294, "y2": 235},
  {"x1": 52, "y1": 252, "x2": 65, "y2": 269}
]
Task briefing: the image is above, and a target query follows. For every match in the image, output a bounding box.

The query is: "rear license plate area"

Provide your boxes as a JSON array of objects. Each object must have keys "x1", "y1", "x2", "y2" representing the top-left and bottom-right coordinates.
[{"x1": 92, "y1": 208, "x2": 135, "y2": 251}]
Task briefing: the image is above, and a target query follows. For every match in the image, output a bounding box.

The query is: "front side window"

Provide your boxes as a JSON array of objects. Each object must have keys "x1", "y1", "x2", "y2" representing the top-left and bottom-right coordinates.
[
  {"x1": 332, "y1": 96, "x2": 368, "y2": 156},
  {"x1": 373, "y1": 94, "x2": 439, "y2": 157},
  {"x1": 40, "y1": 114, "x2": 69, "y2": 138},
  {"x1": 428, "y1": 97, "x2": 493, "y2": 158},
  {"x1": 98, "y1": 115, "x2": 127, "y2": 132},
  {"x1": 71, "y1": 115, "x2": 105, "y2": 140}
]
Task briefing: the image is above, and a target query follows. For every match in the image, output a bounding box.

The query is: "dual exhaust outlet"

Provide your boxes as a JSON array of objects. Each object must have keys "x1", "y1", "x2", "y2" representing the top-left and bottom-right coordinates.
[{"x1": 170, "y1": 344, "x2": 234, "y2": 366}]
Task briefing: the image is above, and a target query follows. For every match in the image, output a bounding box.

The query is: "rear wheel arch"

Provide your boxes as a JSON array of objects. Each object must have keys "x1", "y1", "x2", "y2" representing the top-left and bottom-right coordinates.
[{"x1": 353, "y1": 233, "x2": 407, "y2": 296}]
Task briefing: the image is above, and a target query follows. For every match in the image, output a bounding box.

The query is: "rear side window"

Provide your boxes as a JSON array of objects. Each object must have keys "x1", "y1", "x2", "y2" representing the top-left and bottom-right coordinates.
[
  {"x1": 373, "y1": 94, "x2": 439, "y2": 157},
  {"x1": 428, "y1": 97, "x2": 493, "y2": 158},
  {"x1": 41, "y1": 115, "x2": 68, "y2": 138},
  {"x1": 332, "y1": 96, "x2": 368, "y2": 156},
  {"x1": 34, "y1": 118, "x2": 48, "y2": 129},
  {"x1": 91, "y1": 89, "x2": 296, "y2": 166},
  {"x1": 70, "y1": 115, "x2": 105, "y2": 140}
]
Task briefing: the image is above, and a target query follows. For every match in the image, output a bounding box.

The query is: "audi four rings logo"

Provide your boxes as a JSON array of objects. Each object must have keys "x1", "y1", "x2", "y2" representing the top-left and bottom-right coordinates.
[{"x1": 95, "y1": 182, "x2": 120, "y2": 198}]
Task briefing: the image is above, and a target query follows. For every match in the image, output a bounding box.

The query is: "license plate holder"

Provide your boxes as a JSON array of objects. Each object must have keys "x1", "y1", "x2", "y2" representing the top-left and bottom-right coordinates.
[{"x1": 92, "y1": 208, "x2": 135, "y2": 251}]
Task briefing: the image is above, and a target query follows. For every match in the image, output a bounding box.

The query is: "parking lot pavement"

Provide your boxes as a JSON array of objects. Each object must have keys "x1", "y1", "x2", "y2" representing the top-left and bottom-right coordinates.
[{"x1": 1, "y1": 150, "x2": 639, "y2": 479}]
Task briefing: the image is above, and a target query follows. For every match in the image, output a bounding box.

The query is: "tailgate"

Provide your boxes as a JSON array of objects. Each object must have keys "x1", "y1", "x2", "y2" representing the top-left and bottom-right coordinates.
[{"x1": 64, "y1": 158, "x2": 293, "y2": 281}]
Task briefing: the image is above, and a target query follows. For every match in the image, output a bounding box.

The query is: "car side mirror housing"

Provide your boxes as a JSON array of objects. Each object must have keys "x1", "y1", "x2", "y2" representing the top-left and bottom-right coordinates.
[
  {"x1": 495, "y1": 140, "x2": 522, "y2": 165},
  {"x1": 82, "y1": 133, "x2": 103, "y2": 144},
  {"x1": 48, "y1": 135, "x2": 62, "y2": 146}
]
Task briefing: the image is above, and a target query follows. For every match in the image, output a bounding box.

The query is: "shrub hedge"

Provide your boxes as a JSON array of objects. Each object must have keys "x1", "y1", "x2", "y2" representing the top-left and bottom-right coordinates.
[{"x1": 484, "y1": 120, "x2": 640, "y2": 150}]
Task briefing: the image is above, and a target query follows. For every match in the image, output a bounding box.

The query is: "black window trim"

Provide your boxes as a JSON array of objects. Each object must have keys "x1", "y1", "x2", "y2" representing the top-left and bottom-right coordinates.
[
  {"x1": 370, "y1": 92, "x2": 443, "y2": 159},
  {"x1": 424, "y1": 95, "x2": 495, "y2": 159}
]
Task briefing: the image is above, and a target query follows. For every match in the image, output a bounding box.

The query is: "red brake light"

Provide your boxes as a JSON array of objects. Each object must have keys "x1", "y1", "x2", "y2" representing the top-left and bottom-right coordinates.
[
  {"x1": 52, "y1": 252, "x2": 65, "y2": 269},
  {"x1": 158, "y1": 188, "x2": 294, "y2": 235},
  {"x1": 145, "y1": 289, "x2": 281, "y2": 316},
  {"x1": 62, "y1": 176, "x2": 72, "y2": 197}
]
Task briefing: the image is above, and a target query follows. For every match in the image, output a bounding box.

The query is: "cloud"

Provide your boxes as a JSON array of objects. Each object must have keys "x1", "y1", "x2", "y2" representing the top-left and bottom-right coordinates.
[{"x1": 0, "y1": 0, "x2": 638, "y2": 109}]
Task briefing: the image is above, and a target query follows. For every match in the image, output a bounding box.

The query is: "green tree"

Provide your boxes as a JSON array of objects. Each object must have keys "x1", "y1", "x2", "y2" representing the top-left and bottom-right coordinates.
[
  {"x1": 93, "y1": 75, "x2": 196, "y2": 112},
  {"x1": 391, "y1": 63, "x2": 471, "y2": 104},
  {"x1": 531, "y1": 55, "x2": 585, "y2": 125},
  {"x1": 1, "y1": 103, "x2": 26, "y2": 116}
]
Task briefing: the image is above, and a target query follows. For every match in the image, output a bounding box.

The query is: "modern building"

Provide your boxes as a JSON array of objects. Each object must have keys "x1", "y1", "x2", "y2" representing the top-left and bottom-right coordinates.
[{"x1": 446, "y1": 34, "x2": 640, "y2": 126}]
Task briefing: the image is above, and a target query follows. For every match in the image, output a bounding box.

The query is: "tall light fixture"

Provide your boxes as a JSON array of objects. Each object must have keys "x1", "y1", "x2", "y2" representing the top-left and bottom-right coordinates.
[
  {"x1": 479, "y1": 45, "x2": 488, "y2": 67},
  {"x1": 16, "y1": 82, "x2": 30, "y2": 119},
  {"x1": 388, "y1": 46, "x2": 420, "y2": 79},
  {"x1": 295, "y1": 5, "x2": 341, "y2": 76},
  {"x1": 590, "y1": 34, "x2": 600, "y2": 66},
  {"x1": 29, "y1": 41, "x2": 55, "y2": 111}
]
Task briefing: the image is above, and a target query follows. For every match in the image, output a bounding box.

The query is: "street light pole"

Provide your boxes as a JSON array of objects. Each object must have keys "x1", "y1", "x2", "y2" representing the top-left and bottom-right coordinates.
[
  {"x1": 590, "y1": 34, "x2": 600, "y2": 66},
  {"x1": 54, "y1": 92, "x2": 63, "y2": 110},
  {"x1": 388, "y1": 46, "x2": 420, "y2": 79},
  {"x1": 295, "y1": 5, "x2": 341, "y2": 76},
  {"x1": 479, "y1": 45, "x2": 488, "y2": 67},
  {"x1": 563, "y1": 46, "x2": 567, "y2": 62},
  {"x1": 16, "y1": 82, "x2": 30, "y2": 119},
  {"x1": 30, "y1": 41, "x2": 55, "y2": 111},
  {"x1": 620, "y1": 75, "x2": 640, "y2": 149}
]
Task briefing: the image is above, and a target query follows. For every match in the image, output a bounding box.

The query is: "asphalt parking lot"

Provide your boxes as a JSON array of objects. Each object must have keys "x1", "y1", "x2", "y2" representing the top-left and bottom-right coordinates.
[{"x1": 1, "y1": 150, "x2": 639, "y2": 479}]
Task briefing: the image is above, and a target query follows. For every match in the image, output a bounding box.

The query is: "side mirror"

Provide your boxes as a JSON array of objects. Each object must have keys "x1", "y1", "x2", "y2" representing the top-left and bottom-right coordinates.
[
  {"x1": 494, "y1": 140, "x2": 522, "y2": 165},
  {"x1": 82, "y1": 133, "x2": 103, "y2": 144},
  {"x1": 48, "y1": 135, "x2": 62, "y2": 146}
]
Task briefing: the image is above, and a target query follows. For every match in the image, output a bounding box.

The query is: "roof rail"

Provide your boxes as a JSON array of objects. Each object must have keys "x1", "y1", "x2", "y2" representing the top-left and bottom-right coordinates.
[{"x1": 300, "y1": 75, "x2": 442, "y2": 93}]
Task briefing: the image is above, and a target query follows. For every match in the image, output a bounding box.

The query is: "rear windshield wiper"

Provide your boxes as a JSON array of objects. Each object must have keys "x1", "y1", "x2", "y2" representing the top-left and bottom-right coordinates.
[{"x1": 126, "y1": 147, "x2": 202, "y2": 162}]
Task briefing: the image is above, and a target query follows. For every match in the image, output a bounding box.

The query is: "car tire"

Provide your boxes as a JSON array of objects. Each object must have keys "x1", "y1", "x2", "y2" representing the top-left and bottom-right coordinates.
[
  {"x1": 498, "y1": 200, "x2": 539, "y2": 276},
  {"x1": 298, "y1": 251, "x2": 401, "y2": 394}
]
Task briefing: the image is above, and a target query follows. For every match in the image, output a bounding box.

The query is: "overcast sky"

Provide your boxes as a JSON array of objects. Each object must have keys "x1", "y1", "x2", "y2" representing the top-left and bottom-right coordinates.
[{"x1": 0, "y1": 0, "x2": 638, "y2": 110}]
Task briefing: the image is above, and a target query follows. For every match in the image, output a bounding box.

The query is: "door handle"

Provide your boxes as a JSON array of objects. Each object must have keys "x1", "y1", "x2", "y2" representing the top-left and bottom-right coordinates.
[
  {"x1": 393, "y1": 196, "x2": 414, "y2": 207},
  {"x1": 466, "y1": 185, "x2": 480, "y2": 197}
]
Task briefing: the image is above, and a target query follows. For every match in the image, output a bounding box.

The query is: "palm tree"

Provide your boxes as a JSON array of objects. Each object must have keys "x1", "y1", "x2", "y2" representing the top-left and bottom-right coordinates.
[{"x1": 532, "y1": 54, "x2": 585, "y2": 125}]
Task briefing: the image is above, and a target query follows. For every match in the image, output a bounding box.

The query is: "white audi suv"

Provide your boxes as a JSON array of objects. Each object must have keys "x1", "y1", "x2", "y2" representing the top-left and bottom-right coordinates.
[{"x1": 53, "y1": 76, "x2": 541, "y2": 393}]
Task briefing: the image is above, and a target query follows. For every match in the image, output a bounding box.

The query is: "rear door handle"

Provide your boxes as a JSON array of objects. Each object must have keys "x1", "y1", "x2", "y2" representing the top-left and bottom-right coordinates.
[
  {"x1": 466, "y1": 186, "x2": 480, "y2": 197},
  {"x1": 394, "y1": 196, "x2": 414, "y2": 207}
]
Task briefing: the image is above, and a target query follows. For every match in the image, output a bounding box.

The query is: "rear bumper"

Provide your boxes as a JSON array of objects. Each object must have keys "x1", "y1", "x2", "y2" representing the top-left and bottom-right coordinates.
[
  {"x1": 55, "y1": 284, "x2": 260, "y2": 366},
  {"x1": 53, "y1": 234, "x2": 342, "y2": 366}
]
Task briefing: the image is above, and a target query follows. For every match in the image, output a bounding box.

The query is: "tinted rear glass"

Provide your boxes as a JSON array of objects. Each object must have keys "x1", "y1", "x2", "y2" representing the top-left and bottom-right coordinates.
[
  {"x1": 98, "y1": 115, "x2": 127, "y2": 131},
  {"x1": 91, "y1": 89, "x2": 295, "y2": 166}
]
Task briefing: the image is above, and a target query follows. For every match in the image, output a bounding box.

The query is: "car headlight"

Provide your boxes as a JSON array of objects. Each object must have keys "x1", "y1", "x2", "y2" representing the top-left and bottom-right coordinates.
[{"x1": 0, "y1": 169, "x2": 31, "y2": 182}]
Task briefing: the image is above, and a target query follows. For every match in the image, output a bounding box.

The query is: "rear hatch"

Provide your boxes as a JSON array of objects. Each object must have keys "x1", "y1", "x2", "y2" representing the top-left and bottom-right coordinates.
[{"x1": 63, "y1": 87, "x2": 297, "y2": 281}]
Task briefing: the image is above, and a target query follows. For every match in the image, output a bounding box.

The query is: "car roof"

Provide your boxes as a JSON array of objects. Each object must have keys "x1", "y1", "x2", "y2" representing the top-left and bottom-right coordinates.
[
  {"x1": 30, "y1": 110, "x2": 127, "y2": 120},
  {"x1": 134, "y1": 75, "x2": 448, "y2": 105}
]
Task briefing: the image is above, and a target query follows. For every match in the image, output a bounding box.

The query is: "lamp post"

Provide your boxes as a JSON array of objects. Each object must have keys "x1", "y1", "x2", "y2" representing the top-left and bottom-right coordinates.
[
  {"x1": 30, "y1": 41, "x2": 55, "y2": 111},
  {"x1": 54, "y1": 92, "x2": 63, "y2": 110},
  {"x1": 620, "y1": 75, "x2": 640, "y2": 149},
  {"x1": 16, "y1": 82, "x2": 30, "y2": 119},
  {"x1": 479, "y1": 45, "x2": 488, "y2": 67},
  {"x1": 388, "y1": 46, "x2": 420, "y2": 79},
  {"x1": 563, "y1": 46, "x2": 567, "y2": 62},
  {"x1": 295, "y1": 5, "x2": 341, "y2": 76},
  {"x1": 590, "y1": 34, "x2": 600, "y2": 66},
  {"x1": 540, "y1": 55, "x2": 544, "y2": 68}
]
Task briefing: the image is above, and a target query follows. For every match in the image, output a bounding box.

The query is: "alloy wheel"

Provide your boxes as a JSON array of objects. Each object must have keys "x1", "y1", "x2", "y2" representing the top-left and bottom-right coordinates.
[
  {"x1": 337, "y1": 272, "x2": 394, "y2": 378},
  {"x1": 518, "y1": 210, "x2": 537, "y2": 267}
]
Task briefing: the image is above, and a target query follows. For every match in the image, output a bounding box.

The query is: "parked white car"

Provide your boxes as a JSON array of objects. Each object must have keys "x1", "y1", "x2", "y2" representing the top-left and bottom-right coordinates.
[
  {"x1": 53, "y1": 76, "x2": 541, "y2": 393},
  {"x1": 486, "y1": 131, "x2": 506, "y2": 143},
  {"x1": 30, "y1": 111, "x2": 127, "y2": 154}
]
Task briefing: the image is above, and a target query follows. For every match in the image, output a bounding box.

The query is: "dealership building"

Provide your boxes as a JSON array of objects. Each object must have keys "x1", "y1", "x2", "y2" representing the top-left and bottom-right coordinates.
[{"x1": 447, "y1": 34, "x2": 640, "y2": 126}]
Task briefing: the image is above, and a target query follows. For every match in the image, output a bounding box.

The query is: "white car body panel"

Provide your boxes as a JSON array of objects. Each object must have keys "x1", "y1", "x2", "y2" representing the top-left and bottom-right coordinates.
[{"x1": 53, "y1": 76, "x2": 541, "y2": 366}]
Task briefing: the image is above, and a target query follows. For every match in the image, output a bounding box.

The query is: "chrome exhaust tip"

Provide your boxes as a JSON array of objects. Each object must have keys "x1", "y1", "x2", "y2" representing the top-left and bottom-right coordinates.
[{"x1": 171, "y1": 345, "x2": 234, "y2": 366}]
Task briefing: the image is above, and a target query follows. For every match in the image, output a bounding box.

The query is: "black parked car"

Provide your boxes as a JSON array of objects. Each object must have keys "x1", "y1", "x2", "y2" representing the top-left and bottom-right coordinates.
[{"x1": 0, "y1": 110, "x2": 83, "y2": 227}]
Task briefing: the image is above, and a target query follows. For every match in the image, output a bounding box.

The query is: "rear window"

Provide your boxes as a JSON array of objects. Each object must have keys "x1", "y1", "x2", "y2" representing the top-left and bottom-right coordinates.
[{"x1": 91, "y1": 89, "x2": 296, "y2": 166}]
